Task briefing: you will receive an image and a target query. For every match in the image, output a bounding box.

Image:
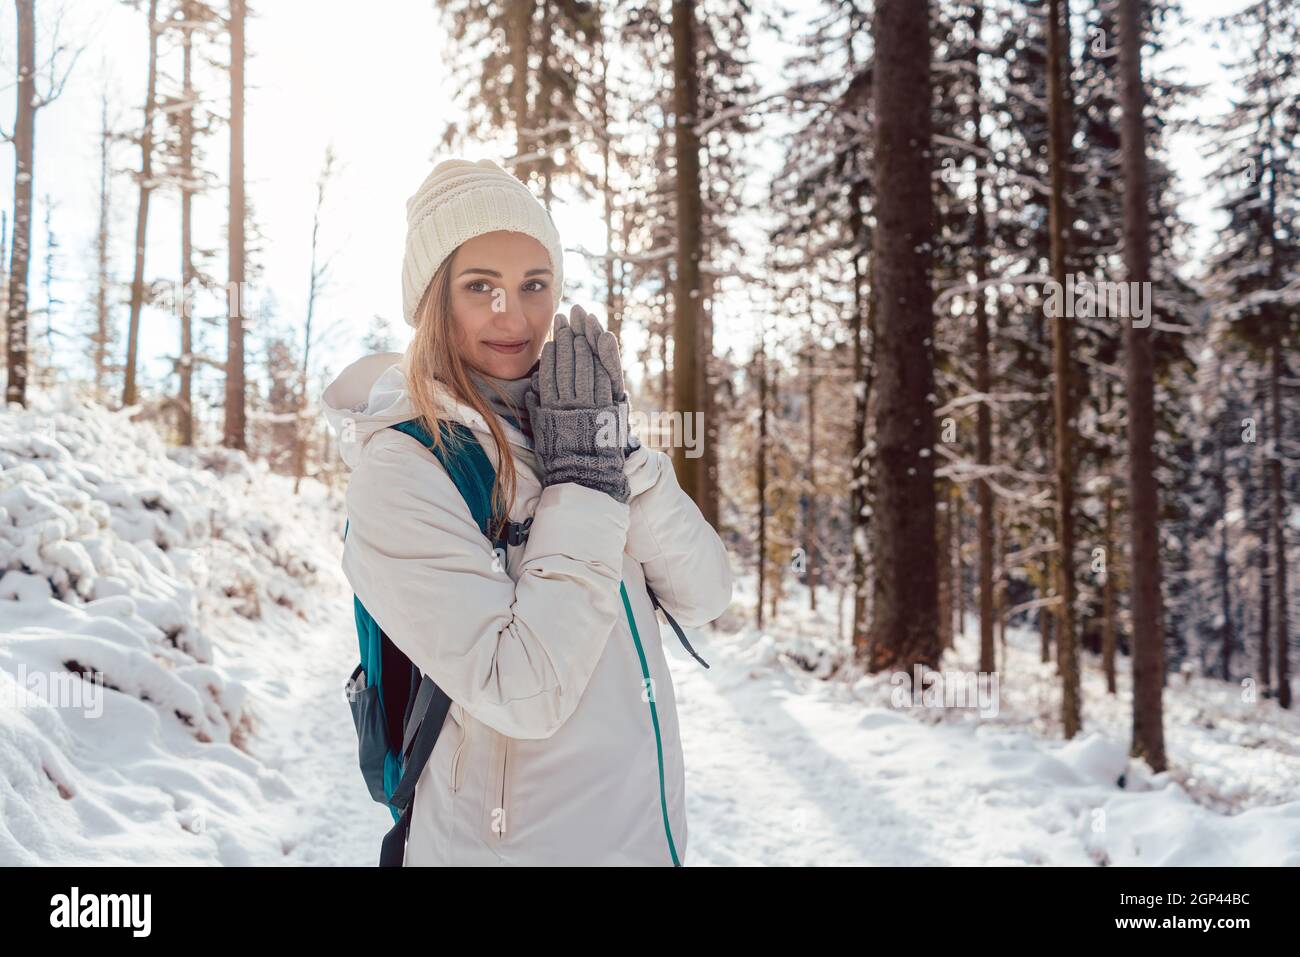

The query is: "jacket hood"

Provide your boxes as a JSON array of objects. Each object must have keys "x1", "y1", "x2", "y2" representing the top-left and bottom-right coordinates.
[{"x1": 321, "y1": 350, "x2": 530, "y2": 470}]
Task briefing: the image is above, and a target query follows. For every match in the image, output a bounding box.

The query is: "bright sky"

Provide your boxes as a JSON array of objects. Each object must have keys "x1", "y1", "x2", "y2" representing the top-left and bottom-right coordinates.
[{"x1": 0, "y1": 0, "x2": 1249, "y2": 402}]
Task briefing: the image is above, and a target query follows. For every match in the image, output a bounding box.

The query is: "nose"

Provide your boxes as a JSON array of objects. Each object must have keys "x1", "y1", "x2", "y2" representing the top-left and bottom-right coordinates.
[{"x1": 491, "y1": 288, "x2": 529, "y2": 327}]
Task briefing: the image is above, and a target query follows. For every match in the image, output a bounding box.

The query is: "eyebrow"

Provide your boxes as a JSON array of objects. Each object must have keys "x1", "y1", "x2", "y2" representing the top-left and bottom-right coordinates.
[{"x1": 456, "y1": 266, "x2": 553, "y2": 278}]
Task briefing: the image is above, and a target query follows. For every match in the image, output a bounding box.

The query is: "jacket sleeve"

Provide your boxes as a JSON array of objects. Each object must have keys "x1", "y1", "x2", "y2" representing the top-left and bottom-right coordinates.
[
  {"x1": 623, "y1": 445, "x2": 734, "y2": 629},
  {"x1": 342, "y1": 430, "x2": 630, "y2": 740}
]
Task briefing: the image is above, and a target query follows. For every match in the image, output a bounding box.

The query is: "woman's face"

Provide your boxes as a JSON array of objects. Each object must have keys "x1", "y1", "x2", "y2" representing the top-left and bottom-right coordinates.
[{"x1": 448, "y1": 230, "x2": 556, "y2": 379}]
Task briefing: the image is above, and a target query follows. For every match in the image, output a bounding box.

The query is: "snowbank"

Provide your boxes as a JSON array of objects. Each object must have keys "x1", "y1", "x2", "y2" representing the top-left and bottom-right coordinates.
[{"x1": 0, "y1": 386, "x2": 384, "y2": 864}]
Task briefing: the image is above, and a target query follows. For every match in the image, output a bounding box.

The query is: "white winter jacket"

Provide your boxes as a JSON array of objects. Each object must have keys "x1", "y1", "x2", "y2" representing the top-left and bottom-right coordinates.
[{"x1": 321, "y1": 352, "x2": 733, "y2": 866}]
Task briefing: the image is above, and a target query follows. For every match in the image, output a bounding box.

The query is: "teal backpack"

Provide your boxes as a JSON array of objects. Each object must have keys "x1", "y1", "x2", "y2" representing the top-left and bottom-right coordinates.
[{"x1": 343, "y1": 417, "x2": 708, "y2": 866}]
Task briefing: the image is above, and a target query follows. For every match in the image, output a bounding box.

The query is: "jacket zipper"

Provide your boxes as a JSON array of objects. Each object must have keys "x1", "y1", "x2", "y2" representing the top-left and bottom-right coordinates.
[
  {"x1": 493, "y1": 739, "x2": 509, "y2": 839},
  {"x1": 450, "y1": 734, "x2": 466, "y2": 793},
  {"x1": 618, "y1": 579, "x2": 682, "y2": 866},
  {"x1": 449, "y1": 705, "x2": 466, "y2": 793}
]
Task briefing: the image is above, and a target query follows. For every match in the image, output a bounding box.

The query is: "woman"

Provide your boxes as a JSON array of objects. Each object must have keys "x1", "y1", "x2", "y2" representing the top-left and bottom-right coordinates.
[{"x1": 321, "y1": 158, "x2": 733, "y2": 865}]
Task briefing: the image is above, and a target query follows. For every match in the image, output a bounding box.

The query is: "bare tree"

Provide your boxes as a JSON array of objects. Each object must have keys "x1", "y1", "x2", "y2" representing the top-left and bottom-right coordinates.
[
  {"x1": 4, "y1": 0, "x2": 80, "y2": 407},
  {"x1": 121, "y1": 0, "x2": 161, "y2": 409},
  {"x1": 167, "y1": 0, "x2": 223, "y2": 442},
  {"x1": 92, "y1": 91, "x2": 118, "y2": 400},
  {"x1": 223, "y1": 0, "x2": 247, "y2": 449},
  {"x1": 294, "y1": 145, "x2": 338, "y2": 493}
]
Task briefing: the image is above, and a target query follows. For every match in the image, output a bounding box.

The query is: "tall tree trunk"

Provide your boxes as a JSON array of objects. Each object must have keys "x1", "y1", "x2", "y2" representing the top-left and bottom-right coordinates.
[
  {"x1": 597, "y1": 35, "x2": 620, "y2": 340},
  {"x1": 1257, "y1": 458, "x2": 1272, "y2": 695},
  {"x1": 804, "y1": 345, "x2": 818, "y2": 611},
  {"x1": 6, "y1": 0, "x2": 37, "y2": 407},
  {"x1": 123, "y1": 0, "x2": 160, "y2": 409},
  {"x1": 755, "y1": 335, "x2": 769, "y2": 630},
  {"x1": 1119, "y1": 0, "x2": 1167, "y2": 764},
  {"x1": 938, "y1": 483, "x2": 954, "y2": 650},
  {"x1": 541, "y1": 2, "x2": 557, "y2": 204},
  {"x1": 971, "y1": 0, "x2": 995, "y2": 673},
  {"x1": 973, "y1": 205, "x2": 995, "y2": 668},
  {"x1": 954, "y1": 482, "x2": 965, "y2": 641},
  {"x1": 1, "y1": 213, "x2": 9, "y2": 362},
  {"x1": 178, "y1": 0, "x2": 196, "y2": 445},
  {"x1": 849, "y1": 183, "x2": 871, "y2": 658},
  {"x1": 1046, "y1": 0, "x2": 1080, "y2": 737},
  {"x1": 670, "y1": 0, "x2": 703, "y2": 504},
  {"x1": 659, "y1": 259, "x2": 671, "y2": 415},
  {"x1": 508, "y1": 0, "x2": 536, "y2": 186},
  {"x1": 224, "y1": 0, "x2": 247, "y2": 450},
  {"x1": 1269, "y1": 339, "x2": 1290, "y2": 708},
  {"x1": 1216, "y1": 441, "x2": 1232, "y2": 680},
  {"x1": 766, "y1": 361, "x2": 781, "y2": 626},
  {"x1": 700, "y1": 274, "x2": 719, "y2": 527},
  {"x1": 1258, "y1": 27, "x2": 1291, "y2": 709},
  {"x1": 1103, "y1": 478, "x2": 1117, "y2": 694},
  {"x1": 1041, "y1": 593, "x2": 1054, "y2": 664},
  {"x1": 866, "y1": 0, "x2": 939, "y2": 674},
  {"x1": 658, "y1": 326, "x2": 670, "y2": 415},
  {"x1": 95, "y1": 93, "x2": 113, "y2": 401},
  {"x1": 994, "y1": 507, "x2": 1006, "y2": 658}
]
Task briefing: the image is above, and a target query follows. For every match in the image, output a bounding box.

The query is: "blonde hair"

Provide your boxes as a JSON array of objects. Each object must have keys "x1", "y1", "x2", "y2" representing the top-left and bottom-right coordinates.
[{"x1": 401, "y1": 253, "x2": 546, "y2": 544}]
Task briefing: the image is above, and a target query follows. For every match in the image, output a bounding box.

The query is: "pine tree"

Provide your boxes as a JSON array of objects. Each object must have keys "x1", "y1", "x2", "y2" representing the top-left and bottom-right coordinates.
[
  {"x1": 1204, "y1": 0, "x2": 1298, "y2": 709},
  {"x1": 1119, "y1": 0, "x2": 1168, "y2": 770},
  {"x1": 867, "y1": 0, "x2": 940, "y2": 674}
]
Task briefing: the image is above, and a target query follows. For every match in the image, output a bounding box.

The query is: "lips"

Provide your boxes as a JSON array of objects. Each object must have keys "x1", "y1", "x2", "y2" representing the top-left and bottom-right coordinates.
[{"x1": 485, "y1": 340, "x2": 528, "y2": 354}]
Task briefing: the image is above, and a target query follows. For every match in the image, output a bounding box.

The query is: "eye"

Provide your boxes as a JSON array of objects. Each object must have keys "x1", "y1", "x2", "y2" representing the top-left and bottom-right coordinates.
[
  {"x1": 465, "y1": 279, "x2": 492, "y2": 293},
  {"x1": 523, "y1": 279, "x2": 548, "y2": 293}
]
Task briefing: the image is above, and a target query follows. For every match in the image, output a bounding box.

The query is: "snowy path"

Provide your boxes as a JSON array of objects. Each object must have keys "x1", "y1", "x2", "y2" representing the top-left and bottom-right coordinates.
[
  {"x1": 238, "y1": 610, "x2": 390, "y2": 866},
  {"x1": 667, "y1": 605, "x2": 1300, "y2": 867},
  {"x1": 673, "y1": 624, "x2": 1102, "y2": 865}
]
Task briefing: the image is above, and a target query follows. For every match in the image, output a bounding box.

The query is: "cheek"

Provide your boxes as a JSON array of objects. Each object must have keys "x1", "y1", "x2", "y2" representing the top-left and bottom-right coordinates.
[
  {"x1": 450, "y1": 298, "x2": 491, "y2": 340},
  {"x1": 526, "y1": 299, "x2": 554, "y2": 337}
]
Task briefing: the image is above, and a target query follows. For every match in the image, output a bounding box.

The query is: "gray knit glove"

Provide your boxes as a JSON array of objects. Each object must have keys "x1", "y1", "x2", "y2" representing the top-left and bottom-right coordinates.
[
  {"x1": 566, "y1": 307, "x2": 642, "y2": 457},
  {"x1": 525, "y1": 306, "x2": 630, "y2": 504}
]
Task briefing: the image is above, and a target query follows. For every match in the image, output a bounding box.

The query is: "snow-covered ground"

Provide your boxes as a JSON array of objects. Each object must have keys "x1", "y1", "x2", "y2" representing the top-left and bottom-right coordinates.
[
  {"x1": 0, "y1": 387, "x2": 389, "y2": 865},
  {"x1": 682, "y1": 576, "x2": 1299, "y2": 865},
  {"x1": 1, "y1": 388, "x2": 1295, "y2": 866}
]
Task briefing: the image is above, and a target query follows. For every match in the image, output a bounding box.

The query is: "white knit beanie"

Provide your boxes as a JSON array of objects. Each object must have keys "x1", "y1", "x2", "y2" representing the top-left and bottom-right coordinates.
[{"x1": 402, "y1": 158, "x2": 565, "y2": 327}]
